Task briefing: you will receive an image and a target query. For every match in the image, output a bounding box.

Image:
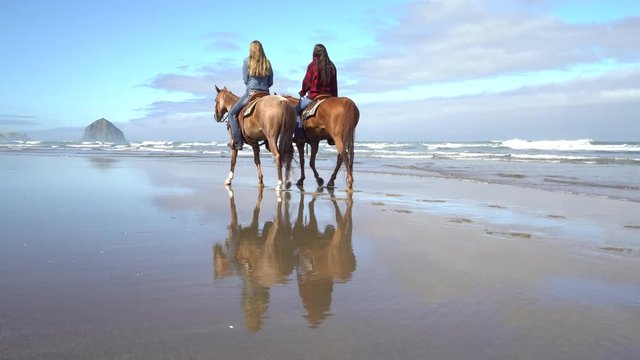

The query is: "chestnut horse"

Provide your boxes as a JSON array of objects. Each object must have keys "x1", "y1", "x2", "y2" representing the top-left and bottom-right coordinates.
[
  {"x1": 214, "y1": 86, "x2": 296, "y2": 190},
  {"x1": 283, "y1": 95, "x2": 359, "y2": 191}
]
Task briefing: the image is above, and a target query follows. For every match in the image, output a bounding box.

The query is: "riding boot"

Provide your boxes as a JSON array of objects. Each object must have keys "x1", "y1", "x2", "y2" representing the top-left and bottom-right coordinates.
[
  {"x1": 294, "y1": 117, "x2": 305, "y2": 141},
  {"x1": 228, "y1": 113, "x2": 244, "y2": 150}
]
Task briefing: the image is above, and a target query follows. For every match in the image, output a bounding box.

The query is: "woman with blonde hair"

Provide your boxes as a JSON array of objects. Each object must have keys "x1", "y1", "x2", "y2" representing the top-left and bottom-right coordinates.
[{"x1": 228, "y1": 40, "x2": 274, "y2": 150}]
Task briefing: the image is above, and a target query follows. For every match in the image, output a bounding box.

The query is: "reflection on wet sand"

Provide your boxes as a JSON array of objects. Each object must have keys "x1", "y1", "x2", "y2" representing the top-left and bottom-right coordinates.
[
  {"x1": 213, "y1": 187, "x2": 355, "y2": 331},
  {"x1": 87, "y1": 156, "x2": 119, "y2": 170}
]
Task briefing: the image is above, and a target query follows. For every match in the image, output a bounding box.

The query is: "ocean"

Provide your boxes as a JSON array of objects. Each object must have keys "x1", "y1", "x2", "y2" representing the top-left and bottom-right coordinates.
[{"x1": 2, "y1": 138, "x2": 639, "y2": 202}]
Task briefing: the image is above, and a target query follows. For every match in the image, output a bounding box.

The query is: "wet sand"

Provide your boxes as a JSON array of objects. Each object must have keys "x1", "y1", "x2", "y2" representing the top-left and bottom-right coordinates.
[{"x1": 1, "y1": 154, "x2": 640, "y2": 359}]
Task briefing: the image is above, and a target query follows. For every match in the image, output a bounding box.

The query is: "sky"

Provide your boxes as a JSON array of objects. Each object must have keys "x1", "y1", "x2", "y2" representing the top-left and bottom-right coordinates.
[{"x1": 1, "y1": 0, "x2": 639, "y2": 141}]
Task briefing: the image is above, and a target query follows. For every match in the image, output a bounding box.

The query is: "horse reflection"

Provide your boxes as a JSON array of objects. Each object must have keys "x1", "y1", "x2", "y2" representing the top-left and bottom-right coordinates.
[
  {"x1": 213, "y1": 187, "x2": 294, "y2": 332},
  {"x1": 213, "y1": 187, "x2": 355, "y2": 331},
  {"x1": 294, "y1": 189, "x2": 355, "y2": 327}
]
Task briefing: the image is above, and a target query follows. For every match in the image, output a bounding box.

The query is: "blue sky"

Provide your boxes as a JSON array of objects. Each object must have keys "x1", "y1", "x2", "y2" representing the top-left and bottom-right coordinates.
[{"x1": 1, "y1": 0, "x2": 639, "y2": 141}]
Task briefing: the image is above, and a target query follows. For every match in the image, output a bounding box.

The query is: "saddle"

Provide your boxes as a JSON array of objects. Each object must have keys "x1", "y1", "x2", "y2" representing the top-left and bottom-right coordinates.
[
  {"x1": 241, "y1": 91, "x2": 269, "y2": 118},
  {"x1": 301, "y1": 94, "x2": 331, "y2": 121}
]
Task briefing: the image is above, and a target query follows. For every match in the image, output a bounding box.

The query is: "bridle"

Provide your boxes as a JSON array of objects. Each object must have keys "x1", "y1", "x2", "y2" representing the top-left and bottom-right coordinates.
[{"x1": 214, "y1": 90, "x2": 229, "y2": 123}]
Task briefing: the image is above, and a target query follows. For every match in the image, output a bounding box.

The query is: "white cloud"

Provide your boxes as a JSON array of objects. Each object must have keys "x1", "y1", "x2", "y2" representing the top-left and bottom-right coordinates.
[
  {"x1": 343, "y1": 0, "x2": 640, "y2": 91},
  {"x1": 356, "y1": 67, "x2": 640, "y2": 140}
]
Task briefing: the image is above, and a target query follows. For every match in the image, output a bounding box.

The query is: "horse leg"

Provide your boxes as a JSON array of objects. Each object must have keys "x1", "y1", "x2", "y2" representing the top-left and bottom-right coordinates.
[
  {"x1": 284, "y1": 144, "x2": 293, "y2": 190},
  {"x1": 342, "y1": 138, "x2": 354, "y2": 191},
  {"x1": 338, "y1": 144, "x2": 354, "y2": 191},
  {"x1": 345, "y1": 149, "x2": 354, "y2": 191},
  {"x1": 295, "y1": 141, "x2": 306, "y2": 187},
  {"x1": 225, "y1": 149, "x2": 238, "y2": 185},
  {"x1": 327, "y1": 154, "x2": 343, "y2": 188},
  {"x1": 251, "y1": 144, "x2": 264, "y2": 187},
  {"x1": 268, "y1": 135, "x2": 284, "y2": 191},
  {"x1": 309, "y1": 142, "x2": 324, "y2": 187},
  {"x1": 328, "y1": 137, "x2": 353, "y2": 189}
]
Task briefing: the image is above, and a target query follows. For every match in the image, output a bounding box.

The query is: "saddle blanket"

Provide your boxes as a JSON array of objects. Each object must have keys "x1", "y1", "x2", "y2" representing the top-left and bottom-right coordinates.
[
  {"x1": 302, "y1": 98, "x2": 327, "y2": 121},
  {"x1": 242, "y1": 98, "x2": 261, "y2": 117}
]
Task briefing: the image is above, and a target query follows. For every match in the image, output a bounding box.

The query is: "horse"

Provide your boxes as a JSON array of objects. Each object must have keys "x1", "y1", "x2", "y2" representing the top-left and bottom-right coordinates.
[
  {"x1": 282, "y1": 95, "x2": 359, "y2": 191},
  {"x1": 214, "y1": 85, "x2": 297, "y2": 190}
]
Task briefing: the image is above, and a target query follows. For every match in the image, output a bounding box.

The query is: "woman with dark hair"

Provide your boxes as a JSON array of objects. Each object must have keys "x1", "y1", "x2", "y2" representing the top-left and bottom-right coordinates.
[
  {"x1": 295, "y1": 44, "x2": 338, "y2": 139},
  {"x1": 228, "y1": 40, "x2": 274, "y2": 150}
]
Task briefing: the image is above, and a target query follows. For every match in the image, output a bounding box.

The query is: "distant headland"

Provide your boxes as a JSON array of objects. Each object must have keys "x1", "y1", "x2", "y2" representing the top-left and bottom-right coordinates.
[{"x1": 0, "y1": 132, "x2": 30, "y2": 141}]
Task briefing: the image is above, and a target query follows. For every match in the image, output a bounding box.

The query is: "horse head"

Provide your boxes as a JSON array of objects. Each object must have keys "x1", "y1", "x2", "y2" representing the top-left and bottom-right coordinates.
[{"x1": 213, "y1": 85, "x2": 231, "y2": 123}]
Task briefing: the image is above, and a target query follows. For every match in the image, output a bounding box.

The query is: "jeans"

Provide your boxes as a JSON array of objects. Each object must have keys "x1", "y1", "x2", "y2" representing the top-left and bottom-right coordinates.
[
  {"x1": 228, "y1": 91, "x2": 250, "y2": 145},
  {"x1": 295, "y1": 95, "x2": 313, "y2": 128}
]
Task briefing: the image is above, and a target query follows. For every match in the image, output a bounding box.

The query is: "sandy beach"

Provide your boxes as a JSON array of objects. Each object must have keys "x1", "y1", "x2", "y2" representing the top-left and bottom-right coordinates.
[{"x1": 1, "y1": 153, "x2": 640, "y2": 359}]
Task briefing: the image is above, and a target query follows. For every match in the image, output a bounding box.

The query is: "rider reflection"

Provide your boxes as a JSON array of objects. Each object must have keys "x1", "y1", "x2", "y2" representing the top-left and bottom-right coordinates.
[{"x1": 213, "y1": 187, "x2": 355, "y2": 331}]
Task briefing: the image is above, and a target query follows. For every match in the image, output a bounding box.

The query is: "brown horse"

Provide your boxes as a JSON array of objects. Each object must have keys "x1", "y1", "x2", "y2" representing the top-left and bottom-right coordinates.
[
  {"x1": 214, "y1": 85, "x2": 297, "y2": 190},
  {"x1": 283, "y1": 95, "x2": 359, "y2": 191}
]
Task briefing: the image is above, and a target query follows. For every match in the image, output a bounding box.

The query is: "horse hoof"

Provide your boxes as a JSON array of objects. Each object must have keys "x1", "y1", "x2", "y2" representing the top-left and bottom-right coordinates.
[
  {"x1": 285, "y1": 180, "x2": 292, "y2": 190},
  {"x1": 225, "y1": 171, "x2": 234, "y2": 186},
  {"x1": 317, "y1": 178, "x2": 324, "y2": 187},
  {"x1": 327, "y1": 181, "x2": 335, "y2": 188},
  {"x1": 296, "y1": 179, "x2": 304, "y2": 187}
]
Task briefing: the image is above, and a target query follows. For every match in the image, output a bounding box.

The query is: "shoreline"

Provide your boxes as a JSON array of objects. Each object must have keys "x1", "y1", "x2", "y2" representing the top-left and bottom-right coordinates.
[{"x1": 2, "y1": 147, "x2": 639, "y2": 203}]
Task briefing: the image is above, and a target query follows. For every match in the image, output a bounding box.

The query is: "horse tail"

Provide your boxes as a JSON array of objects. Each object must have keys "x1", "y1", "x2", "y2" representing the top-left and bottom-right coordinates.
[
  {"x1": 278, "y1": 97, "x2": 297, "y2": 166},
  {"x1": 341, "y1": 98, "x2": 359, "y2": 173}
]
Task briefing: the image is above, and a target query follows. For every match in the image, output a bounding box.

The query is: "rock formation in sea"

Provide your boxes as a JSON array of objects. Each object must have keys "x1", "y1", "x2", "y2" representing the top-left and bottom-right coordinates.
[
  {"x1": 81, "y1": 118, "x2": 126, "y2": 143},
  {"x1": 0, "y1": 132, "x2": 30, "y2": 141}
]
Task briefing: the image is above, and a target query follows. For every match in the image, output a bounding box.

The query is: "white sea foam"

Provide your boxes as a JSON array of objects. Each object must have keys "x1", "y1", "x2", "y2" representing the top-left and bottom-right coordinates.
[
  {"x1": 356, "y1": 149, "x2": 423, "y2": 155},
  {"x1": 68, "y1": 143, "x2": 107, "y2": 148},
  {"x1": 178, "y1": 142, "x2": 219, "y2": 147},
  {"x1": 510, "y1": 154, "x2": 597, "y2": 161},
  {"x1": 372, "y1": 154, "x2": 434, "y2": 159},
  {"x1": 424, "y1": 142, "x2": 497, "y2": 150},
  {"x1": 358, "y1": 142, "x2": 407, "y2": 149},
  {"x1": 500, "y1": 139, "x2": 640, "y2": 152},
  {"x1": 137, "y1": 147, "x2": 167, "y2": 152},
  {"x1": 431, "y1": 151, "x2": 510, "y2": 160},
  {"x1": 140, "y1": 140, "x2": 173, "y2": 146}
]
